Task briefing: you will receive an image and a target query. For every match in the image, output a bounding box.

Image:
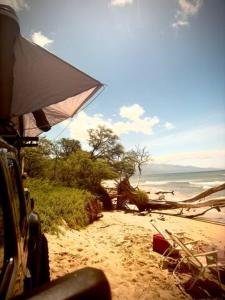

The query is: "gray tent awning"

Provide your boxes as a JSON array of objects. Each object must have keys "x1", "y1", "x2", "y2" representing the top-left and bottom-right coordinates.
[
  {"x1": 0, "y1": 5, "x2": 103, "y2": 137},
  {"x1": 12, "y1": 36, "x2": 102, "y2": 136}
]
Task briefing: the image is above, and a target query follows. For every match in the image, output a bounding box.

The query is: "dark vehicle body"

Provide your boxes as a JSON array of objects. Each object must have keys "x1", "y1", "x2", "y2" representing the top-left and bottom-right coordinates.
[
  {"x1": 0, "y1": 137, "x2": 30, "y2": 298},
  {"x1": 0, "y1": 4, "x2": 111, "y2": 300},
  {"x1": 0, "y1": 138, "x2": 111, "y2": 300},
  {"x1": 0, "y1": 137, "x2": 48, "y2": 298}
]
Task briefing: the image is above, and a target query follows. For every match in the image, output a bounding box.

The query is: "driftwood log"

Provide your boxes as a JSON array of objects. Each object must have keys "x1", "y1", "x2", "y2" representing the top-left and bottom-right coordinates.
[
  {"x1": 183, "y1": 205, "x2": 225, "y2": 218},
  {"x1": 155, "y1": 191, "x2": 175, "y2": 195},
  {"x1": 117, "y1": 178, "x2": 225, "y2": 215},
  {"x1": 182, "y1": 183, "x2": 225, "y2": 202},
  {"x1": 141, "y1": 197, "x2": 225, "y2": 210}
]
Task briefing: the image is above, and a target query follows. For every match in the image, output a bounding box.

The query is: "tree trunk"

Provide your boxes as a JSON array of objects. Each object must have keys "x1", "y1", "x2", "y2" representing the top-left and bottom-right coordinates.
[
  {"x1": 117, "y1": 177, "x2": 136, "y2": 209},
  {"x1": 92, "y1": 184, "x2": 113, "y2": 211}
]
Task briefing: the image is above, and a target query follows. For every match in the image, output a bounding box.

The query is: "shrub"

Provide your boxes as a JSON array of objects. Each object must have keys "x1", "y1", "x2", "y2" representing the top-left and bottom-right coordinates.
[
  {"x1": 132, "y1": 189, "x2": 149, "y2": 210},
  {"x1": 26, "y1": 179, "x2": 101, "y2": 233},
  {"x1": 55, "y1": 151, "x2": 118, "y2": 188}
]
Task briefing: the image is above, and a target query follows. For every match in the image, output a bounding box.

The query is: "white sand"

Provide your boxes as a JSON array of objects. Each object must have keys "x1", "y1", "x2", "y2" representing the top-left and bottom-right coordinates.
[{"x1": 46, "y1": 211, "x2": 225, "y2": 300}]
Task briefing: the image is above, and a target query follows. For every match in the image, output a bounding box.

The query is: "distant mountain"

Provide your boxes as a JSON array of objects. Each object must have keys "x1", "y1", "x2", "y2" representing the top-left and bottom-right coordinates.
[{"x1": 140, "y1": 163, "x2": 220, "y2": 175}]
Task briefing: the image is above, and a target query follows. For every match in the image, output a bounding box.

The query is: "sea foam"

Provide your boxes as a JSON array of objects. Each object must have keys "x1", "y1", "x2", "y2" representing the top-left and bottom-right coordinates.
[
  {"x1": 189, "y1": 181, "x2": 225, "y2": 188},
  {"x1": 141, "y1": 180, "x2": 169, "y2": 186}
]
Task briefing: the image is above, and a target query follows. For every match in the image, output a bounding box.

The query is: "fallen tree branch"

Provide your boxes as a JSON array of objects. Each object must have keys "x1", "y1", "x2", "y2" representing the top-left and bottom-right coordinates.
[
  {"x1": 164, "y1": 197, "x2": 225, "y2": 208},
  {"x1": 184, "y1": 205, "x2": 225, "y2": 218},
  {"x1": 181, "y1": 183, "x2": 225, "y2": 203},
  {"x1": 155, "y1": 190, "x2": 174, "y2": 195},
  {"x1": 143, "y1": 198, "x2": 225, "y2": 210}
]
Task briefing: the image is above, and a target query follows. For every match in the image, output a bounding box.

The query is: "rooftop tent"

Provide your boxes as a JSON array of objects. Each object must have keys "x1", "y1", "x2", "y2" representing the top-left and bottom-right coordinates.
[
  {"x1": 13, "y1": 36, "x2": 102, "y2": 136},
  {"x1": 0, "y1": 5, "x2": 103, "y2": 137}
]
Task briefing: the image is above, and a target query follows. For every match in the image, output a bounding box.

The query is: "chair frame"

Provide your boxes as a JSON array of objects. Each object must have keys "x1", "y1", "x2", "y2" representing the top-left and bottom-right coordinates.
[
  {"x1": 165, "y1": 229, "x2": 223, "y2": 290},
  {"x1": 150, "y1": 221, "x2": 199, "y2": 268}
]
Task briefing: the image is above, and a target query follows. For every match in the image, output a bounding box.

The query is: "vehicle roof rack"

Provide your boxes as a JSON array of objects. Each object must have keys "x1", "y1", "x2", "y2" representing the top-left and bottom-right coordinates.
[
  {"x1": 0, "y1": 119, "x2": 39, "y2": 149},
  {"x1": 1, "y1": 135, "x2": 39, "y2": 148}
]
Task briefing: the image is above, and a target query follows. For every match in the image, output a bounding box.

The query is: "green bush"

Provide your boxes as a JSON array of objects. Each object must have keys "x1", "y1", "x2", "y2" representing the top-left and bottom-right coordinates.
[
  {"x1": 55, "y1": 151, "x2": 118, "y2": 188},
  {"x1": 26, "y1": 179, "x2": 99, "y2": 233},
  {"x1": 132, "y1": 189, "x2": 149, "y2": 209}
]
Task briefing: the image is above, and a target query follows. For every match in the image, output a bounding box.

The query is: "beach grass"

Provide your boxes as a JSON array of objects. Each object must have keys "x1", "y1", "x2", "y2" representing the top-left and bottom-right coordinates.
[{"x1": 26, "y1": 178, "x2": 97, "y2": 233}]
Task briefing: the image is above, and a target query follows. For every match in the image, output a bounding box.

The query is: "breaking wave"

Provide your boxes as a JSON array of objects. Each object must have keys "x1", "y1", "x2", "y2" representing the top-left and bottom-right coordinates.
[
  {"x1": 141, "y1": 180, "x2": 225, "y2": 188},
  {"x1": 140, "y1": 180, "x2": 169, "y2": 186},
  {"x1": 190, "y1": 181, "x2": 225, "y2": 188}
]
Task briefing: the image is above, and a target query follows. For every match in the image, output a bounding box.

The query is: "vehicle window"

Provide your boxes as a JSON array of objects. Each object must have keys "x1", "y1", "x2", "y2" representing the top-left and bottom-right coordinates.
[
  {"x1": 7, "y1": 158, "x2": 25, "y2": 231},
  {"x1": 0, "y1": 194, "x2": 4, "y2": 275}
]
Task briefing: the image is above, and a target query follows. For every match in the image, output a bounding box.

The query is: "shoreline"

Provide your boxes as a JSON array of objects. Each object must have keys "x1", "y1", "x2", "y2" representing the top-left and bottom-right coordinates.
[
  {"x1": 104, "y1": 180, "x2": 225, "y2": 224},
  {"x1": 144, "y1": 190, "x2": 225, "y2": 225}
]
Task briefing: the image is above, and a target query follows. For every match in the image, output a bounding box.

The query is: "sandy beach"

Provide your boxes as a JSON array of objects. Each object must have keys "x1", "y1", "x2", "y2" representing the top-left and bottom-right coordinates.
[{"x1": 46, "y1": 211, "x2": 225, "y2": 299}]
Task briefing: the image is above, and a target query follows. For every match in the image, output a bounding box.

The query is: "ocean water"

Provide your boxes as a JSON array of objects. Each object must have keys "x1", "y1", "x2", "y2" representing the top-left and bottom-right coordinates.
[
  {"x1": 131, "y1": 170, "x2": 225, "y2": 223},
  {"x1": 135, "y1": 170, "x2": 225, "y2": 197}
]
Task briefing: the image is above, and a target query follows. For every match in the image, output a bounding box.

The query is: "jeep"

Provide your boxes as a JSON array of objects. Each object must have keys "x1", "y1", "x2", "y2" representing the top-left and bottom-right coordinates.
[
  {"x1": 0, "y1": 4, "x2": 111, "y2": 300},
  {"x1": 0, "y1": 135, "x2": 111, "y2": 300}
]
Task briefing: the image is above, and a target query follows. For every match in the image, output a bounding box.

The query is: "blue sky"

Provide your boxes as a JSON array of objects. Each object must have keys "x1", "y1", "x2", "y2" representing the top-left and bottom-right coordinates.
[{"x1": 3, "y1": 0, "x2": 225, "y2": 168}]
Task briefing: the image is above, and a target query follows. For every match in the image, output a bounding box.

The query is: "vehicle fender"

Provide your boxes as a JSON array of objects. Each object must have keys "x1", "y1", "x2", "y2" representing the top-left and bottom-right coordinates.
[{"x1": 11, "y1": 267, "x2": 112, "y2": 300}]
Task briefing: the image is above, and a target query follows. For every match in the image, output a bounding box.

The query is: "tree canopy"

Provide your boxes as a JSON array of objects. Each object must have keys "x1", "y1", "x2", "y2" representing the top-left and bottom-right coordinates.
[
  {"x1": 56, "y1": 138, "x2": 81, "y2": 158},
  {"x1": 23, "y1": 126, "x2": 151, "y2": 209},
  {"x1": 88, "y1": 126, "x2": 124, "y2": 161}
]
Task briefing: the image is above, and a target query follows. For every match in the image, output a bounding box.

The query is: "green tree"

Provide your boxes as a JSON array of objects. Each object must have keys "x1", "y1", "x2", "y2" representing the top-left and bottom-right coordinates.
[
  {"x1": 112, "y1": 152, "x2": 136, "y2": 181},
  {"x1": 57, "y1": 151, "x2": 118, "y2": 187},
  {"x1": 22, "y1": 137, "x2": 53, "y2": 178},
  {"x1": 38, "y1": 137, "x2": 54, "y2": 156},
  {"x1": 56, "y1": 151, "x2": 118, "y2": 210},
  {"x1": 56, "y1": 138, "x2": 81, "y2": 158},
  {"x1": 88, "y1": 126, "x2": 124, "y2": 161},
  {"x1": 50, "y1": 138, "x2": 81, "y2": 179}
]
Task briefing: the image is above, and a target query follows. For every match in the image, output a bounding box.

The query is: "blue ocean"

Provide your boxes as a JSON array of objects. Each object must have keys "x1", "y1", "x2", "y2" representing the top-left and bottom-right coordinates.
[{"x1": 131, "y1": 170, "x2": 225, "y2": 223}]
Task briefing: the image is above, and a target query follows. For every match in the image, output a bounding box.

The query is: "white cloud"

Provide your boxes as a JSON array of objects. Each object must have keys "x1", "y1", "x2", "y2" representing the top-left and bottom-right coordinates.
[
  {"x1": 120, "y1": 104, "x2": 144, "y2": 120},
  {"x1": 66, "y1": 104, "x2": 159, "y2": 143},
  {"x1": 0, "y1": 0, "x2": 29, "y2": 11},
  {"x1": 31, "y1": 31, "x2": 54, "y2": 49},
  {"x1": 164, "y1": 122, "x2": 175, "y2": 130},
  {"x1": 110, "y1": 0, "x2": 133, "y2": 7},
  {"x1": 113, "y1": 116, "x2": 159, "y2": 135},
  {"x1": 172, "y1": 20, "x2": 189, "y2": 28},
  {"x1": 172, "y1": 0, "x2": 203, "y2": 29},
  {"x1": 68, "y1": 111, "x2": 112, "y2": 142},
  {"x1": 94, "y1": 113, "x2": 104, "y2": 118},
  {"x1": 178, "y1": 0, "x2": 203, "y2": 15}
]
